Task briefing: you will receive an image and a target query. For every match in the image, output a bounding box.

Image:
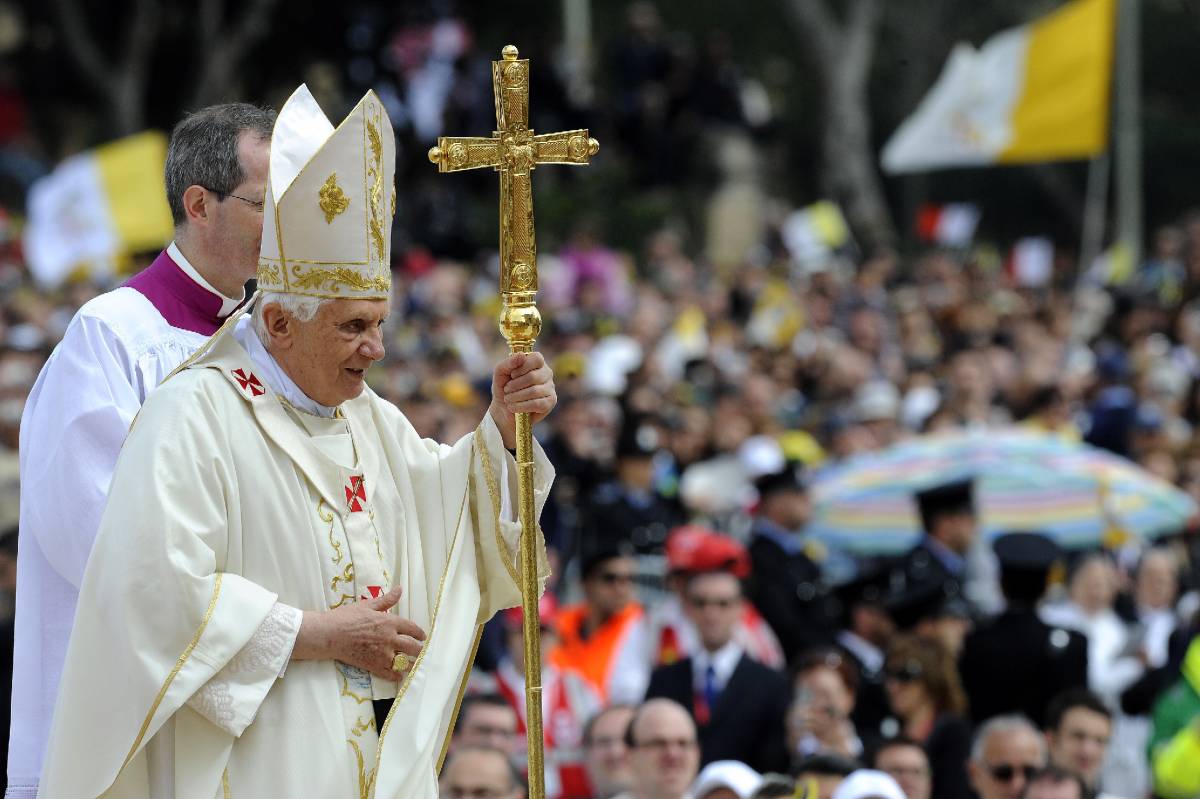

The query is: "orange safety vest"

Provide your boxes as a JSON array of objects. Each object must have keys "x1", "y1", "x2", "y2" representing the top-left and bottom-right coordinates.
[{"x1": 551, "y1": 603, "x2": 645, "y2": 701}]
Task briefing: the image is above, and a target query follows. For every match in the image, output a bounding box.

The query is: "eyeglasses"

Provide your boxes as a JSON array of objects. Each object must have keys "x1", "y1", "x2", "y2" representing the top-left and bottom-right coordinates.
[
  {"x1": 632, "y1": 737, "x2": 698, "y2": 752},
  {"x1": 987, "y1": 764, "x2": 1039, "y2": 783},
  {"x1": 201, "y1": 186, "x2": 264, "y2": 211},
  {"x1": 596, "y1": 572, "x2": 635, "y2": 585},
  {"x1": 688, "y1": 595, "x2": 739, "y2": 610}
]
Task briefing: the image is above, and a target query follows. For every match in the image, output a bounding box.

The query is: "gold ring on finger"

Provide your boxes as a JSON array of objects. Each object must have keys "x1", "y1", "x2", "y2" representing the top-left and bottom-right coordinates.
[{"x1": 392, "y1": 652, "x2": 412, "y2": 673}]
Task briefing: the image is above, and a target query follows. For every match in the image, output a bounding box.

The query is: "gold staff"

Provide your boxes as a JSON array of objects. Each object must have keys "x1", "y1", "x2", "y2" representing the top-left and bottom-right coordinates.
[{"x1": 428, "y1": 44, "x2": 598, "y2": 798}]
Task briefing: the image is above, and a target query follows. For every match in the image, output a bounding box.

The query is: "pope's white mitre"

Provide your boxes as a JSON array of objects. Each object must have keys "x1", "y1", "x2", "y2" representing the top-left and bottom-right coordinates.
[{"x1": 257, "y1": 85, "x2": 395, "y2": 300}]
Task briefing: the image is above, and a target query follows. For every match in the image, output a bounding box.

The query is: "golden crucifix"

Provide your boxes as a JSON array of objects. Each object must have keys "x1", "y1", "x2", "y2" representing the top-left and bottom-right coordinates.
[{"x1": 428, "y1": 44, "x2": 598, "y2": 798}]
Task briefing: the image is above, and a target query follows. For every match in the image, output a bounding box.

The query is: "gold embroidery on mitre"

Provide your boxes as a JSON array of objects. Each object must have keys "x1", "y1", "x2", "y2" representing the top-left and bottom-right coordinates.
[
  {"x1": 319, "y1": 173, "x2": 350, "y2": 224},
  {"x1": 291, "y1": 265, "x2": 390, "y2": 294},
  {"x1": 257, "y1": 261, "x2": 281, "y2": 286},
  {"x1": 367, "y1": 114, "x2": 386, "y2": 262}
]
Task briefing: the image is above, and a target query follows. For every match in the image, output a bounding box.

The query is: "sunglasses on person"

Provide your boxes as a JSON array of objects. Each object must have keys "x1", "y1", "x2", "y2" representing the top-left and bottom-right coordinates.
[
  {"x1": 596, "y1": 571, "x2": 635, "y2": 585},
  {"x1": 687, "y1": 595, "x2": 739, "y2": 610},
  {"x1": 884, "y1": 661, "x2": 924, "y2": 682},
  {"x1": 987, "y1": 764, "x2": 1039, "y2": 783}
]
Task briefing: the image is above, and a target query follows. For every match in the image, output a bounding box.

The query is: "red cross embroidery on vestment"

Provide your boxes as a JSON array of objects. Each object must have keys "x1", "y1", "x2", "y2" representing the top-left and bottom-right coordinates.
[
  {"x1": 231, "y1": 368, "x2": 265, "y2": 397},
  {"x1": 345, "y1": 475, "x2": 366, "y2": 512},
  {"x1": 360, "y1": 585, "x2": 384, "y2": 602}
]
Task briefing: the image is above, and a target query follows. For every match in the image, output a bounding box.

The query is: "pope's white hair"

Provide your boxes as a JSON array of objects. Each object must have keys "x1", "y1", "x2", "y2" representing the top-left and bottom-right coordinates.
[{"x1": 252, "y1": 291, "x2": 332, "y2": 348}]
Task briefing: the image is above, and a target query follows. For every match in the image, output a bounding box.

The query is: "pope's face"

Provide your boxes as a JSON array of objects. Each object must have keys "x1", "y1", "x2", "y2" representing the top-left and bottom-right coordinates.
[{"x1": 282, "y1": 298, "x2": 388, "y2": 406}]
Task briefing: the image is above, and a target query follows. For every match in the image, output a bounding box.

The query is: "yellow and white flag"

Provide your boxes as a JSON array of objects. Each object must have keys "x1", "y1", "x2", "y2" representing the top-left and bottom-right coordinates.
[
  {"x1": 24, "y1": 131, "x2": 174, "y2": 287},
  {"x1": 881, "y1": 0, "x2": 1115, "y2": 174}
]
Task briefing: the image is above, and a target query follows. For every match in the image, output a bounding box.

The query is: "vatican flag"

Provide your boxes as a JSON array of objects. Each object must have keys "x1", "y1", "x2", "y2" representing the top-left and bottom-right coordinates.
[
  {"x1": 881, "y1": 0, "x2": 1115, "y2": 174},
  {"x1": 24, "y1": 131, "x2": 174, "y2": 287}
]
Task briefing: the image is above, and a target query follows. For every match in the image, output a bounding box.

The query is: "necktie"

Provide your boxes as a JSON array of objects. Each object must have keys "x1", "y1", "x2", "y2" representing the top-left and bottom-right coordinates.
[{"x1": 704, "y1": 663, "x2": 719, "y2": 714}]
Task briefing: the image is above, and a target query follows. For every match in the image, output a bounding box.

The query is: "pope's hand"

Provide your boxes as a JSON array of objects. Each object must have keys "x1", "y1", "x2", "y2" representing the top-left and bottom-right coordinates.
[
  {"x1": 488, "y1": 351, "x2": 557, "y2": 449},
  {"x1": 293, "y1": 585, "x2": 426, "y2": 682}
]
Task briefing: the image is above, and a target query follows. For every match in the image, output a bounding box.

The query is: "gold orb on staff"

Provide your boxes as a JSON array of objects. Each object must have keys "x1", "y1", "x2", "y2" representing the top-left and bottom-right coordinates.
[{"x1": 428, "y1": 44, "x2": 599, "y2": 799}]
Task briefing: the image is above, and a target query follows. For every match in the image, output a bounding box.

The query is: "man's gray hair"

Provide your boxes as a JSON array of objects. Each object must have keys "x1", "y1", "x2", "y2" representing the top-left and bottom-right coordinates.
[
  {"x1": 165, "y1": 103, "x2": 276, "y2": 226},
  {"x1": 252, "y1": 292, "x2": 331, "y2": 347},
  {"x1": 970, "y1": 714, "x2": 1046, "y2": 764}
]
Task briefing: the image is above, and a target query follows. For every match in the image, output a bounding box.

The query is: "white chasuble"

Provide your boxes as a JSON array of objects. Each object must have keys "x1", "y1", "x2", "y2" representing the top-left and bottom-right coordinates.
[{"x1": 37, "y1": 314, "x2": 552, "y2": 799}]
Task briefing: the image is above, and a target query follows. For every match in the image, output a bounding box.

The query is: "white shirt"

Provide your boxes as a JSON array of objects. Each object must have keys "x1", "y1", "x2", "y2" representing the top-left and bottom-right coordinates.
[{"x1": 691, "y1": 641, "x2": 744, "y2": 695}]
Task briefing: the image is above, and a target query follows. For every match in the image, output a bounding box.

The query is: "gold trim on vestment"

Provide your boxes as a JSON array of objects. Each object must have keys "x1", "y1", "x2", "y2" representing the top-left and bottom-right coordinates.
[
  {"x1": 475, "y1": 425, "x2": 520, "y2": 586},
  {"x1": 222, "y1": 768, "x2": 231, "y2": 798},
  {"x1": 369, "y1": 440, "x2": 474, "y2": 796},
  {"x1": 437, "y1": 623, "x2": 485, "y2": 774},
  {"x1": 260, "y1": 255, "x2": 369, "y2": 265},
  {"x1": 102, "y1": 574, "x2": 224, "y2": 798},
  {"x1": 435, "y1": 470, "x2": 492, "y2": 771}
]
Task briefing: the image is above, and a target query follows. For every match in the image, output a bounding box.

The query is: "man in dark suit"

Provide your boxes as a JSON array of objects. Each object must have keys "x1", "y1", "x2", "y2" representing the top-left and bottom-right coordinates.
[
  {"x1": 892, "y1": 479, "x2": 977, "y2": 610},
  {"x1": 645, "y1": 568, "x2": 790, "y2": 773},
  {"x1": 959, "y1": 532, "x2": 1088, "y2": 726},
  {"x1": 745, "y1": 466, "x2": 836, "y2": 661}
]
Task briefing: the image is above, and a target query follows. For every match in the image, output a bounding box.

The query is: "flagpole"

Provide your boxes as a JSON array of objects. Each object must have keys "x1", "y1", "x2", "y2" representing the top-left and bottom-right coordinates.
[
  {"x1": 1079, "y1": 152, "x2": 1111, "y2": 281},
  {"x1": 1114, "y1": 0, "x2": 1141, "y2": 265}
]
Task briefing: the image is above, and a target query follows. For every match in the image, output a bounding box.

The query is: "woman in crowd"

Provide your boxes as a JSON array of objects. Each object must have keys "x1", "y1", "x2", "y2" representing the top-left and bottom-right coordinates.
[
  {"x1": 787, "y1": 648, "x2": 865, "y2": 762},
  {"x1": 882, "y1": 635, "x2": 972, "y2": 799}
]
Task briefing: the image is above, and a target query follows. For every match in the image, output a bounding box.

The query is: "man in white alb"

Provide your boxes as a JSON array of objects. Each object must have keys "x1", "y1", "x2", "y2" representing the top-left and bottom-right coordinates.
[
  {"x1": 37, "y1": 85, "x2": 555, "y2": 798},
  {"x1": 7, "y1": 102, "x2": 275, "y2": 799}
]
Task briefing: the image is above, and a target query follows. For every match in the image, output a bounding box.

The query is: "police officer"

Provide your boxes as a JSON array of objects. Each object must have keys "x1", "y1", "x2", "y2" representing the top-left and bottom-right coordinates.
[
  {"x1": 745, "y1": 465, "x2": 834, "y2": 661},
  {"x1": 893, "y1": 479, "x2": 977, "y2": 608},
  {"x1": 582, "y1": 416, "x2": 685, "y2": 556},
  {"x1": 959, "y1": 532, "x2": 1088, "y2": 726}
]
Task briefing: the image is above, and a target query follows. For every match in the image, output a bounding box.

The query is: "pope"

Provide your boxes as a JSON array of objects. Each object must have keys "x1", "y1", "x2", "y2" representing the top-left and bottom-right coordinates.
[{"x1": 38, "y1": 85, "x2": 555, "y2": 798}]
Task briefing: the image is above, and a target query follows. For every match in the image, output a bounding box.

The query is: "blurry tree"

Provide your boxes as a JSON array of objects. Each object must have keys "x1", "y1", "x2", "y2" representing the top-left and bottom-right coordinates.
[
  {"x1": 50, "y1": 0, "x2": 280, "y2": 136},
  {"x1": 783, "y1": 0, "x2": 896, "y2": 249}
]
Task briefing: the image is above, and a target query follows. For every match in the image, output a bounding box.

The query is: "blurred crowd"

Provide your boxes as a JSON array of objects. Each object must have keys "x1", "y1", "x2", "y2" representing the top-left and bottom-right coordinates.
[{"x1": 2, "y1": 2, "x2": 1200, "y2": 799}]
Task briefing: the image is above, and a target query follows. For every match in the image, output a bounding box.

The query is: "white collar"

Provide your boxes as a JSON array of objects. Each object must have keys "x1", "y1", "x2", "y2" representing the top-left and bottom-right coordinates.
[
  {"x1": 838, "y1": 630, "x2": 884, "y2": 673},
  {"x1": 233, "y1": 314, "x2": 339, "y2": 418},
  {"x1": 692, "y1": 640, "x2": 743, "y2": 691},
  {"x1": 168, "y1": 241, "x2": 246, "y2": 317}
]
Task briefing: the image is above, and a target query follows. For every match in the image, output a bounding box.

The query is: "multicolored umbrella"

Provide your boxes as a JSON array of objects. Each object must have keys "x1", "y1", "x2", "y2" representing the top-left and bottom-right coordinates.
[{"x1": 808, "y1": 429, "x2": 1198, "y2": 554}]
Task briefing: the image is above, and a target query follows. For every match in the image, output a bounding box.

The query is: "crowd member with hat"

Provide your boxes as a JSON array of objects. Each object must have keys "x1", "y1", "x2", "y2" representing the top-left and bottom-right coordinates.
[
  {"x1": 882, "y1": 634, "x2": 973, "y2": 799},
  {"x1": 552, "y1": 548, "x2": 651, "y2": 705},
  {"x1": 645, "y1": 567, "x2": 791, "y2": 773},
  {"x1": 582, "y1": 415, "x2": 686, "y2": 556},
  {"x1": 746, "y1": 465, "x2": 836, "y2": 662},
  {"x1": 892, "y1": 480, "x2": 977, "y2": 612},
  {"x1": 831, "y1": 566, "x2": 897, "y2": 744},
  {"x1": 472, "y1": 594, "x2": 602, "y2": 799},
  {"x1": 690, "y1": 760, "x2": 765, "y2": 799},
  {"x1": 794, "y1": 753, "x2": 859, "y2": 799},
  {"x1": 886, "y1": 585, "x2": 973, "y2": 659},
  {"x1": 830, "y1": 769, "x2": 908, "y2": 799},
  {"x1": 959, "y1": 533, "x2": 1088, "y2": 727},
  {"x1": 647, "y1": 525, "x2": 785, "y2": 669}
]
